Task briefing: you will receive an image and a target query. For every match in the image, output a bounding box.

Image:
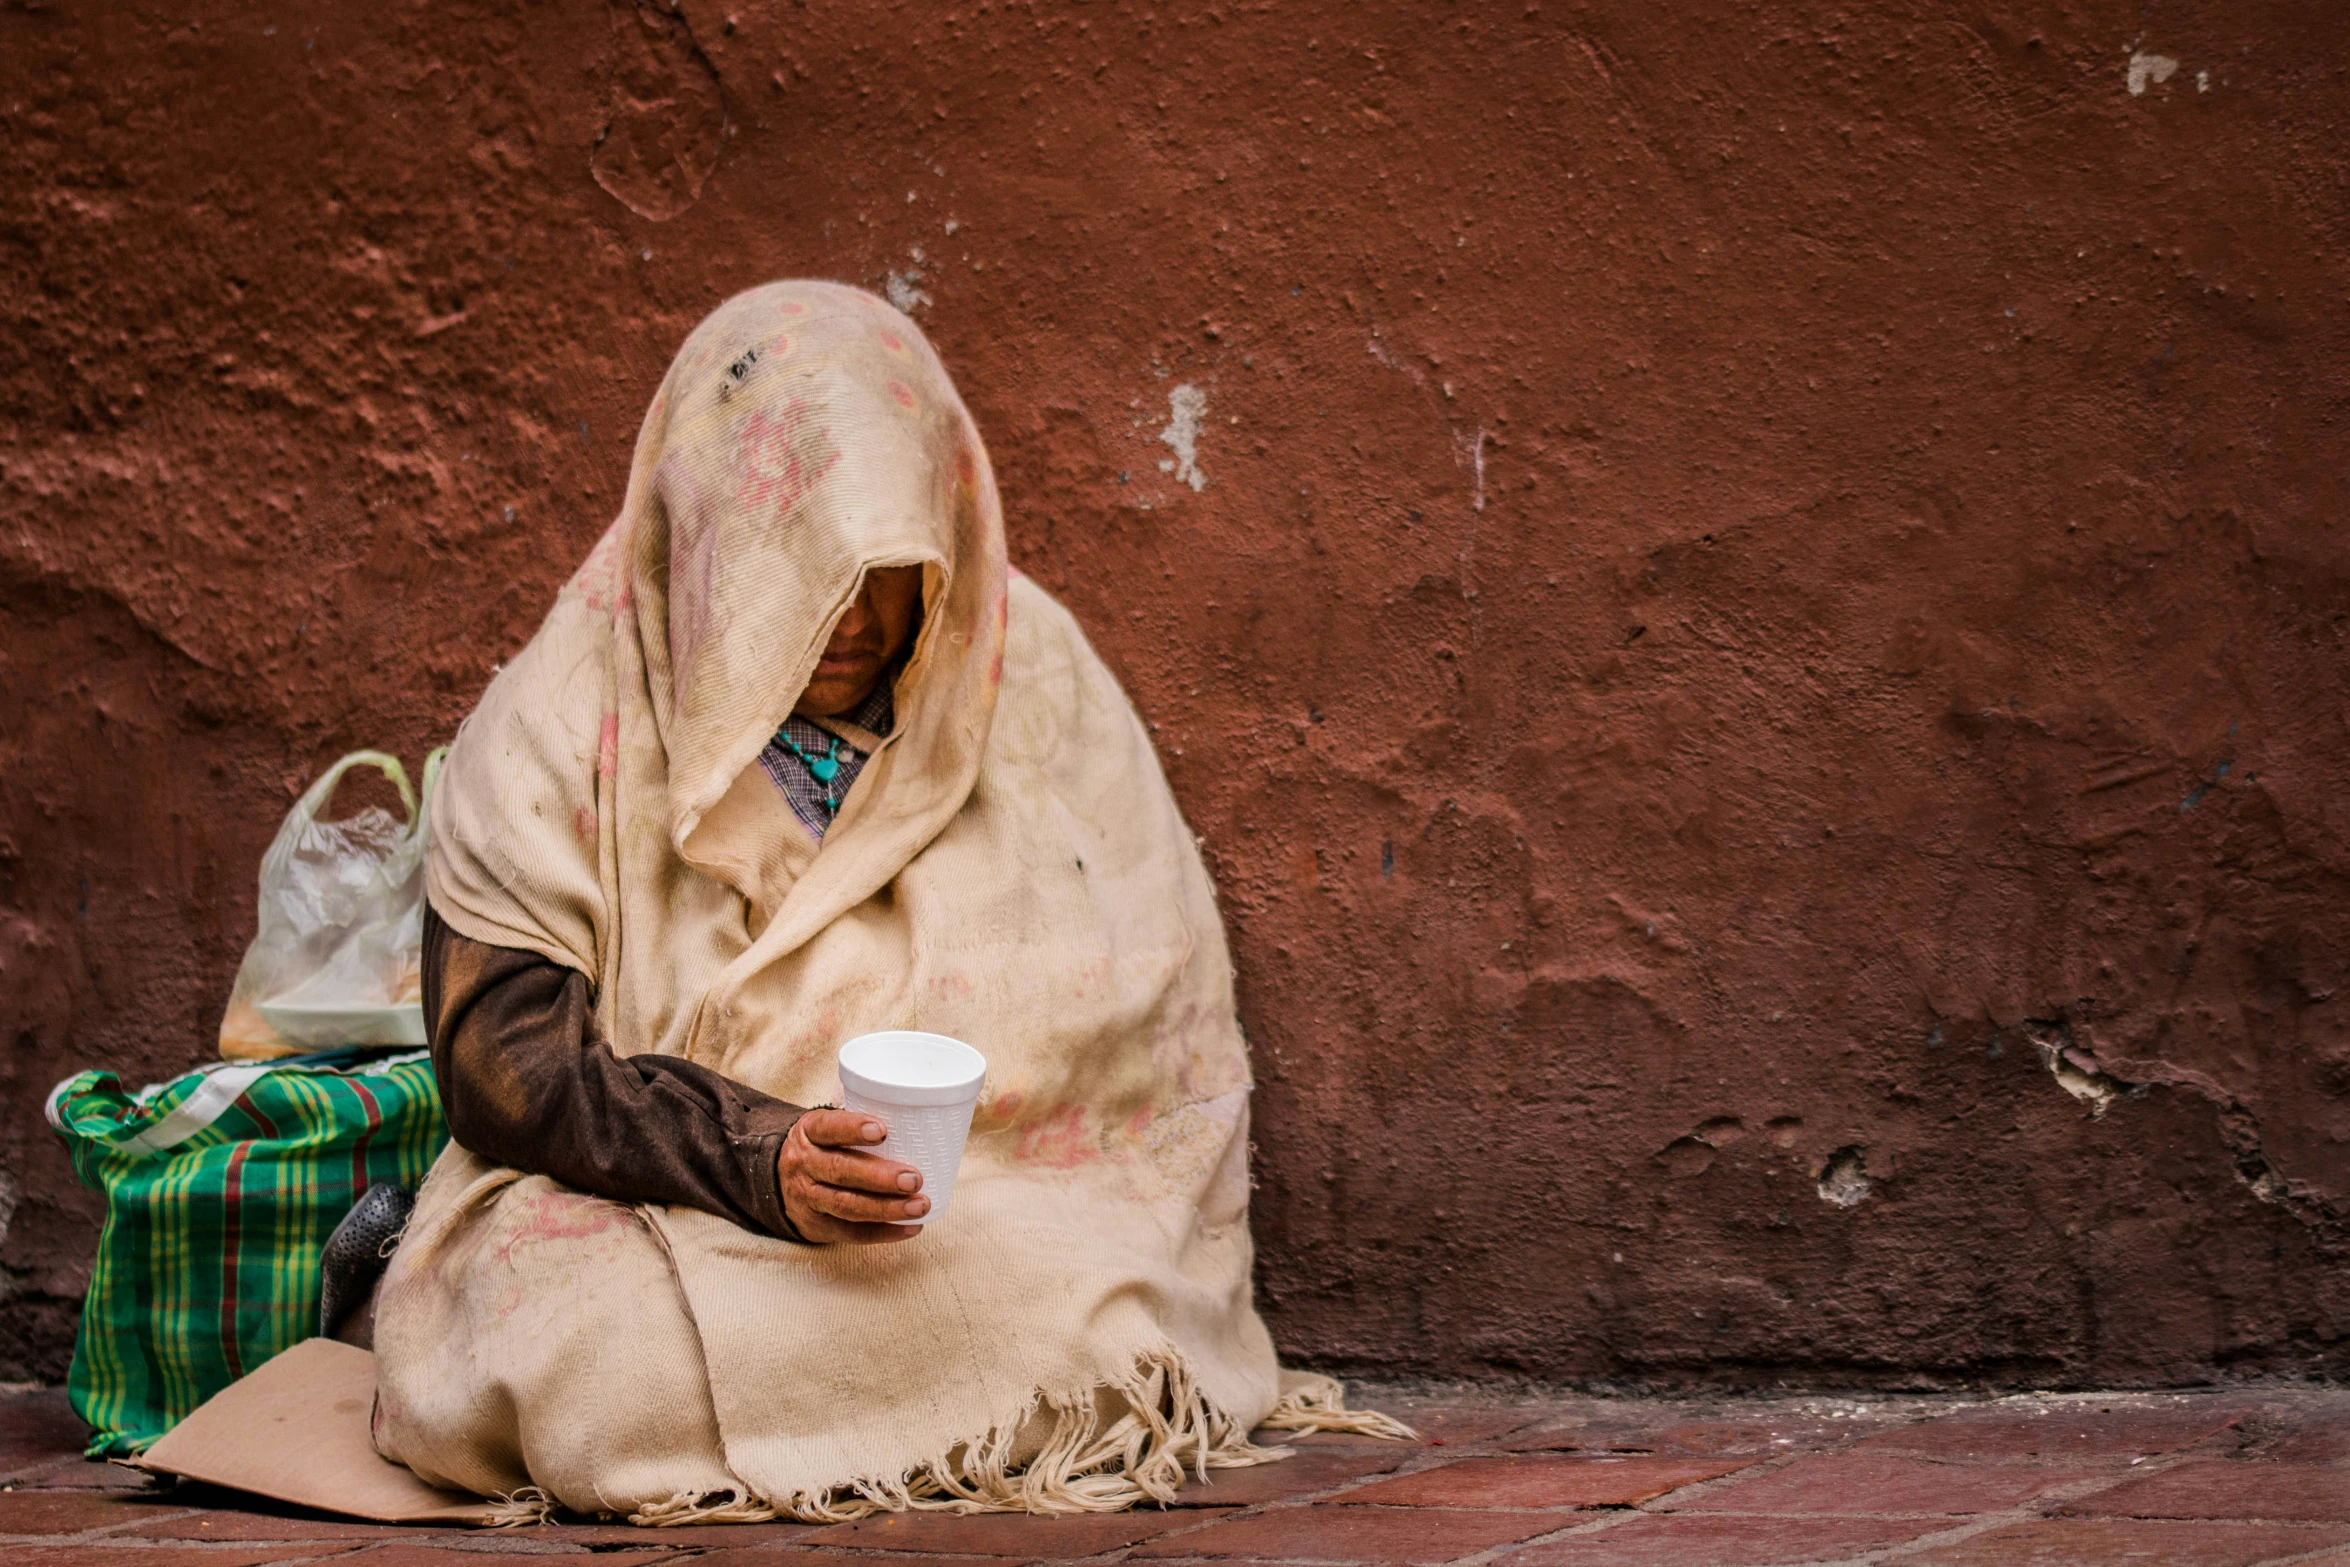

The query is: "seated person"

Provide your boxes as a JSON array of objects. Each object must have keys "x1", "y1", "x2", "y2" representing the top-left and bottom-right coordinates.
[{"x1": 369, "y1": 281, "x2": 1393, "y2": 1523}]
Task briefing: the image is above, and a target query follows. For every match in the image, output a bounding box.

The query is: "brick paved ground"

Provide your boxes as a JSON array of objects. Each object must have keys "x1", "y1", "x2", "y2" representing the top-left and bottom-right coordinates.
[{"x1": 4, "y1": 1380, "x2": 2345, "y2": 1564}]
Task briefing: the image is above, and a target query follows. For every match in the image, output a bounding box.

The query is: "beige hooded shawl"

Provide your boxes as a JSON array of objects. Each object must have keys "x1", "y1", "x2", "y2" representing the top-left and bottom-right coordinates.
[{"x1": 372, "y1": 282, "x2": 1394, "y2": 1524}]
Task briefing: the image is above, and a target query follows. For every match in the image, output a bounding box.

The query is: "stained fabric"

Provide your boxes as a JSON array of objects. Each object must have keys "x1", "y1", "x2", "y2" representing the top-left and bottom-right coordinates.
[{"x1": 372, "y1": 280, "x2": 1399, "y2": 1523}]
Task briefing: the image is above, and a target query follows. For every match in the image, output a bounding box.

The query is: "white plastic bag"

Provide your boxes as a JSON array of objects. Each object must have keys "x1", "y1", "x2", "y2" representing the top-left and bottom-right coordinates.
[{"x1": 217, "y1": 748, "x2": 446, "y2": 1061}]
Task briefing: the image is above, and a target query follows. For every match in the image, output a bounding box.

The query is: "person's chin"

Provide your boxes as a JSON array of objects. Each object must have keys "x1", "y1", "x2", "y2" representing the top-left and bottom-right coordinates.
[{"x1": 798, "y1": 671, "x2": 874, "y2": 716}]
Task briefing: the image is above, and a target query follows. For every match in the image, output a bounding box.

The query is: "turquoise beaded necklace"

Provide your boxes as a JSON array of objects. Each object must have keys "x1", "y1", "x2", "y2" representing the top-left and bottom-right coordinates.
[{"x1": 775, "y1": 726, "x2": 848, "y2": 812}]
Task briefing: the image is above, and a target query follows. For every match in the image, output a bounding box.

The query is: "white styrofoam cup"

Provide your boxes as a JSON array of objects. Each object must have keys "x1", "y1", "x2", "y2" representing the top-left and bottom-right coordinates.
[{"x1": 836, "y1": 1031, "x2": 988, "y2": 1225}]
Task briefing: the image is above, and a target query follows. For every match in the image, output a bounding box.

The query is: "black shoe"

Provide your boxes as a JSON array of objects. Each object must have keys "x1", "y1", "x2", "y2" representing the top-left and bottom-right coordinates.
[{"x1": 319, "y1": 1182, "x2": 415, "y2": 1338}]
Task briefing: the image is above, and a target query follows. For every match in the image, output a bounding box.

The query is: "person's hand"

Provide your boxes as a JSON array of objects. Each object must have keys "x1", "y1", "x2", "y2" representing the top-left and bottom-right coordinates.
[{"x1": 778, "y1": 1108, "x2": 927, "y2": 1243}]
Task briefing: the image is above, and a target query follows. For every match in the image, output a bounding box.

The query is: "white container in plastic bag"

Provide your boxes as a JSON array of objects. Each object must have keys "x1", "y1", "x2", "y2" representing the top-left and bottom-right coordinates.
[{"x1": 216, "y1": 748, "x2": 447, "y2": 1061}]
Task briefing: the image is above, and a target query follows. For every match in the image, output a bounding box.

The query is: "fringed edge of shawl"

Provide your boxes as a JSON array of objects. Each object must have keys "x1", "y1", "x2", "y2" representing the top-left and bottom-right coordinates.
[
  {"x1": 485, "y1": 1486, "x2": 558, "y2": 1527},
  {"x1": 1257, "y1": 1371, "x2": 1420, "y2": 1441},
  {"x1": 622, "y1": 1350, "x2": 1406, "y2": 1527}
]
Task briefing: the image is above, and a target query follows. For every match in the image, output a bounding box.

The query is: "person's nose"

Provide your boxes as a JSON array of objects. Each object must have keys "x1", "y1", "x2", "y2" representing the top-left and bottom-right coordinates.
[{"x1": 833, "y1": 595, "x2": 877, "y2": 642}]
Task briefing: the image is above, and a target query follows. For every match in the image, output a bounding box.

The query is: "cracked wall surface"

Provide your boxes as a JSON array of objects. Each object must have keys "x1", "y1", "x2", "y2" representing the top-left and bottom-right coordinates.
[{"x1": 3, "y1": 0, "x2": 2347, "y2": 1387}]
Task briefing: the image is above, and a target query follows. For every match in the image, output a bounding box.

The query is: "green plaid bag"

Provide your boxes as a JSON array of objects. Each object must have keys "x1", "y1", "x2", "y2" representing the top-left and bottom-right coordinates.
[{"x1": 46, "y1": 1048, "x2": 447, "y2": 1455}]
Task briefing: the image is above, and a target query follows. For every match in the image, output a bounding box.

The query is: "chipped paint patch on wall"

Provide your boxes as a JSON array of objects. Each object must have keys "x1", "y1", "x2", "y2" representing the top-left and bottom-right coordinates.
[
  {"x1": 884, "y1": 264, "x2": 932, "y2": 314},
  {"x1": 2127, "y1": 51, "x2": 2180, "y2": 96},
  {"x1": 1815, "y1": 1148, "x2": 1873, "y2": 1208},
  {"x1": 1158, "y1": 383, "x2": 1208, "y2": 492}
]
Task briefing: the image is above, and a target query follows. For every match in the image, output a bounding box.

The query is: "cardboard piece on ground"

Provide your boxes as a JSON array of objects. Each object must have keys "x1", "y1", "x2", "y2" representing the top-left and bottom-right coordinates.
[{"x1": 127, "y1": 1336, "x2": 501, "y2": 1525}]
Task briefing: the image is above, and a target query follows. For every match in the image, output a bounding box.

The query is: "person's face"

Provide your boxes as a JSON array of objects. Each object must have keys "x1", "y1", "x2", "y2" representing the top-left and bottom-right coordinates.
[{"x1": 792, "y1": 565, "x2": 923, "y2": 718}]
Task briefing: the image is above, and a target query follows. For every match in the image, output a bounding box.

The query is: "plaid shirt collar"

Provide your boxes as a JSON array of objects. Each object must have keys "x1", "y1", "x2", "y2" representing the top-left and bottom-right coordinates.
[{"x1": 757, "y1": 676, "x2": 897, "y2": 840}]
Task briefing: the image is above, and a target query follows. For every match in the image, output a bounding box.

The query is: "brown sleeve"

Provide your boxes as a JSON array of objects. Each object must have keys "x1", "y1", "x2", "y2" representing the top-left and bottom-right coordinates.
[{"x1": 421, "y1": 903, "x2": 807, "y2": 1242}]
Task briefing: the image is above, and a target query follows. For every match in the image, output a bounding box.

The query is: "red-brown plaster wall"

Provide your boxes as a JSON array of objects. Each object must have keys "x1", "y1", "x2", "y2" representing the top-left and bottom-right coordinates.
[{"x1": 4, "y1": 0, "x2": 2347, "y2": 1387}]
